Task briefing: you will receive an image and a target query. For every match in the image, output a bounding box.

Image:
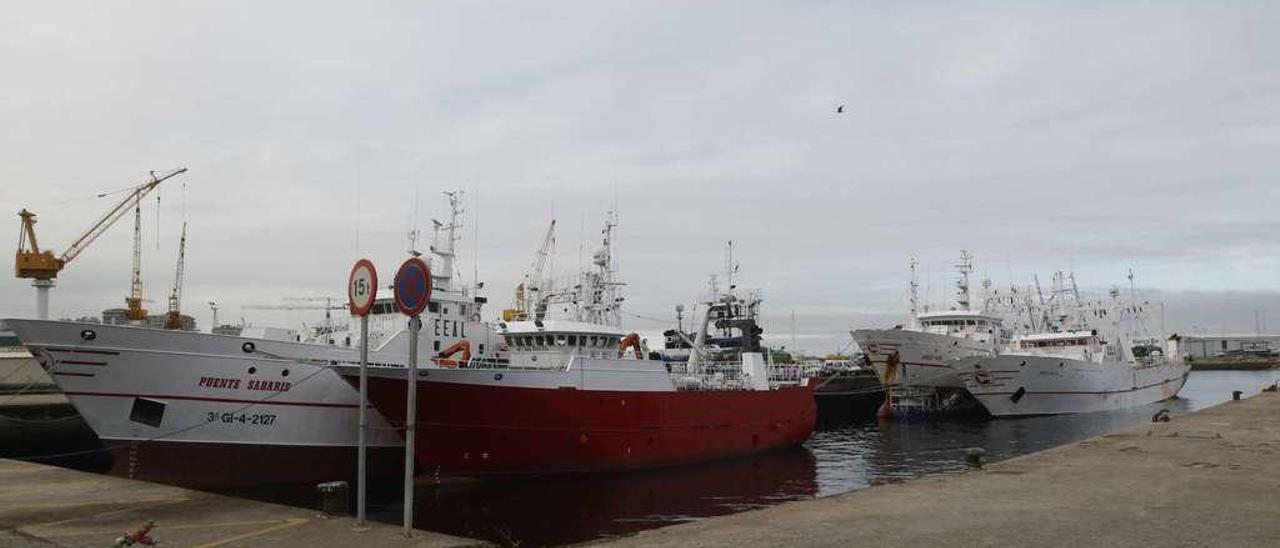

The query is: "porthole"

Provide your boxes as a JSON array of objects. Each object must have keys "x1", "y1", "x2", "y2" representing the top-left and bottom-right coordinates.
[
  {"x1": 494, "y1": 373, "x2": 504, "y2": 381},
  {"x1": 242, "y1": 341, "x2": 256, "y2": 353},
  {"x1": 248, "y1": 366, "x2": 257, "y2": 375},
  {"x1": 282, "y1": 369, "x2": 290, "y2": 377},
  {"x1": 80, "y1": 329, "x2": 96, "y2": 341}
]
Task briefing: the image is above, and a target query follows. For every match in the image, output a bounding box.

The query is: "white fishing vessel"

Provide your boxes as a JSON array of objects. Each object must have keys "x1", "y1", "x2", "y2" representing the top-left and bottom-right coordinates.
[
  {"x1": 3, "y1": 192, "x2": 502, "y2": 487},
  {"x1": 852, "y1": 252, "x2": 1008, "y2": 416},
  {"x1": 953, "y1": 272, "x2": 1190, "y2": 417}
]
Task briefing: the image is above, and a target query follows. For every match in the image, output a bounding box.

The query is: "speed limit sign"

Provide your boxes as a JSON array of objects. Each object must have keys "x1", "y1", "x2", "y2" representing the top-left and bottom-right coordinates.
[{"x1": 348, "y1": 259, "x2": 378, "y2": 317}]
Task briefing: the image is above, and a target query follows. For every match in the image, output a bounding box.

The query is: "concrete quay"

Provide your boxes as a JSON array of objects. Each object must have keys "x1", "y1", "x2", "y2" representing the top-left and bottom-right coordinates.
[
  {"x1": 0, "y1": 458, "x2": 485, "y2": 547},
  {"x1": 603, "y1": 392, "x2": 1280, "y2": 547}
]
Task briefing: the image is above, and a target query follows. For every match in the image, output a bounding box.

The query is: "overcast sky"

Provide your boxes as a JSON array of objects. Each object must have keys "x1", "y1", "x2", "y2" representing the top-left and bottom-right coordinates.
[{"x1": 2, "y1": 2, "x2": 1277, "y2": 354}]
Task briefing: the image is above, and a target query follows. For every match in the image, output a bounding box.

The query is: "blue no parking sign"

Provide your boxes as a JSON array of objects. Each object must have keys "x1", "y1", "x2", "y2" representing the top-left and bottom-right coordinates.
[{"x1": 393, "y1": 257, "x2": 432, "y2": 317}]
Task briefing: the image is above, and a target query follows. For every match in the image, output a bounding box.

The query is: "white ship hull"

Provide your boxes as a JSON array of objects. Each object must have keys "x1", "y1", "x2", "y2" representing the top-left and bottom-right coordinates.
[
  {"x1": 955, "y1": 355, "x2": 1192, "y2": 417},
  {"x1": 852, "y1": 328, "x2": 994, "y2": 390},
  {"x1": 4, "y1": 318, "x2": 416, "y2": 487}
]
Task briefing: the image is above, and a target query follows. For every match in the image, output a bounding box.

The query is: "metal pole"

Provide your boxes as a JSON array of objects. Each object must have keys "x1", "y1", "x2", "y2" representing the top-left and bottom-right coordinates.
[
  {"x1": 403, "y1": 315, "x2": 421, "y2": 538},
  {"x1": 356, "y1": 314, "x2": 369, "y2": 527},
  {"x1": 34, "y1": 280, "x2": 52, "y2": 320}
]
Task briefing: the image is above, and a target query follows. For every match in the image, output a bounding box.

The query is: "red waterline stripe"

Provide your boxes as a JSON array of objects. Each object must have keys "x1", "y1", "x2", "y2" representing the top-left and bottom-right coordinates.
[
  {"x1": 45, "y1": 347, "x2": 120, "y2": 356},
  {"x1": 62, "y1": 390, "x2": 359, "y2": 409},
  {"x1": 59, "y1": 360, "x2": 108, "y2": 366}
]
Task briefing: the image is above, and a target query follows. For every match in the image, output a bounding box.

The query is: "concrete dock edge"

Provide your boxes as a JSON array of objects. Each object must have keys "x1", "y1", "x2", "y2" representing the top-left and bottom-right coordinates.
[
  {"x1": 0, "y1": 458, "x2": 488, "y2": 547},
  {"x1": 597, "y1": 392, "x2": 1280, "y2": 547}
]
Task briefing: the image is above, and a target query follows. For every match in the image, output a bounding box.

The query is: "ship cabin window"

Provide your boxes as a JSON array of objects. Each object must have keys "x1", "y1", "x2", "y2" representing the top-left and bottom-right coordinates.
[
  {"x1": 567, "y1": 335, "x2": 577, "y2": 346},
  {"x1": 556, "y1": 334, "x2": 567, "y2": 346},
  {"x1": 428, "y1": 302, "x2": 440, "y2": 313},
  {"x1": 1021, "y1": 338, "x2": 1090, "y2": 349},
  {"x1": 443, "y1": 307, "x2": 449, "y2": 316}
]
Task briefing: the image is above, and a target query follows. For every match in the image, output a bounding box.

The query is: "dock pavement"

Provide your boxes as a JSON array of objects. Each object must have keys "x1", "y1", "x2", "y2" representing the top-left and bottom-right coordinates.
[
  {"x1": 601, "y1": 391, "x2": 1280, "y2": 547},
  {"x1": 0, "y1": 458, "x2": 486, "y2": 547}
]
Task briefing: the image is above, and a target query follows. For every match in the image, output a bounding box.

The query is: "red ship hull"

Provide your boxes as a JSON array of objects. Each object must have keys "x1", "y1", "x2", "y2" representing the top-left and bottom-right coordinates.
[
  {"x1": 359, "y1": 376, "x2": 817, "y2": 476},
  {"x1": 99, "y1": 439, "x2": 403, "y2": 489}
]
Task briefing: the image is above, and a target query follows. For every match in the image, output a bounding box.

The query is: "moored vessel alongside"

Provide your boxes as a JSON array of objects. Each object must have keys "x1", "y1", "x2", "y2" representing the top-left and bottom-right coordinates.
[
  {"x1": 853, "y1": 253, "x2": 1007, "y2": 417},
  {"x1": 954, "y1": 273, "x2": 1190, "y2": 417},
  {"x1": 3, "y1": 192, "x2": 501, "y2": 487},
  {"x1": 342, "y1": 217, "x2": 817, "y2": 477}
]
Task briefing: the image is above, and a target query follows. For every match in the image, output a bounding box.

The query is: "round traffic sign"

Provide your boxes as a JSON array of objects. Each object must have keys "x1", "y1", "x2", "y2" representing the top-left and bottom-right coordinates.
[
  {"x1": 348, "y1": 259, "x2": 378, "y2": 317},
  {"x1": 393, "y1": 257, "x2": 432, "y2": 317}
]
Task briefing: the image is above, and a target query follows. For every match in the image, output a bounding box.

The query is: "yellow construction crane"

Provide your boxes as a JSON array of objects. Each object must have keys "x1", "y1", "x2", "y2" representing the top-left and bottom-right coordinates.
[
  {"x1": 164, "y1": 222, "x2": 188, "y2": 330},
  {"x1": 503, "y1": 219, "x2": 556, "y2": 322},
  {"x1": 15, "y1": 167, "x2": 188, "y2": 320}
]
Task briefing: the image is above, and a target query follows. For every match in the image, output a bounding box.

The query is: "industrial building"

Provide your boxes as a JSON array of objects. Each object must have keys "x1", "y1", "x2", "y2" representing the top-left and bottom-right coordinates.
[{"x1": 1179, "y1": 334, "x2": 1280, "y2": 359}]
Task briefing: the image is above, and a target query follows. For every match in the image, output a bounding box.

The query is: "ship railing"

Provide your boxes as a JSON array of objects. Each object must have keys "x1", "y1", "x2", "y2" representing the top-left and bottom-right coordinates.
[
  {"x1": 665, "y1": 361, "x2": 807, "y2": 390},
  {"x1": 666, "y1": 361, "x2": 744, "y2": 390},
  {"x1": 444, "y1": 351, "x2": 575, "y2": 372}
]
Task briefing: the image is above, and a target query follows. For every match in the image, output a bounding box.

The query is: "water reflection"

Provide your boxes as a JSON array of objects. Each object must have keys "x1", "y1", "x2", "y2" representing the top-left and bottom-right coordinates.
[{"x1": 370, "y1": 447, "x2": 817, "y2": 546}]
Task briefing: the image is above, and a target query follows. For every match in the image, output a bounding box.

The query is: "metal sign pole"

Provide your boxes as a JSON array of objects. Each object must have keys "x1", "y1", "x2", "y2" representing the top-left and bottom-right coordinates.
[
  {"x1": 403, "y1": 314, "x2": 421, "y2": 538},
  {"x1": 356, "y1": 313, "x2": 369, "y2": 527},
  {"x1": 347, "y1": 258, "x2": 377, "y2": 531}
]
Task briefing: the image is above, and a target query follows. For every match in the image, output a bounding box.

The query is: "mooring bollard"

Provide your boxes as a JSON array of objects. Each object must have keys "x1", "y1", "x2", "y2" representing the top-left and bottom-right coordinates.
[
  {"x1": 965, "y1": 447, "x2": 986, "y2": 469},
  {"x1": 1232, "y1": 390, "x2": 1243, "y2": 401},
  {"x1": 317, "y1": 481, "x2": 350, "y2": 518}
]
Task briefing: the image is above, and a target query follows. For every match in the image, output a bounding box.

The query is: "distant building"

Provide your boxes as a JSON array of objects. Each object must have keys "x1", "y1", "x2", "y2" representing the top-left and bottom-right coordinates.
[
  {"x1": 1180, "y1": 334, "x2": 1280, "y2": 359},
  {"x1": 100, "y1": 308, "x2": 197, "y2": 332}
]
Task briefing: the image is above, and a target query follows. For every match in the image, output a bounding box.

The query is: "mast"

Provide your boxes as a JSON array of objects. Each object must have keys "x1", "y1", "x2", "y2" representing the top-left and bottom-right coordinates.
[
  {"x1": 430, "y1": 190, "x2": 464, "y2": 292},
  {"x1": 908, "y1": 257, "x2": 920, "y2": 327},
  {"x1": 955, "y1": 250, "x2": 973, "y2": 311}
]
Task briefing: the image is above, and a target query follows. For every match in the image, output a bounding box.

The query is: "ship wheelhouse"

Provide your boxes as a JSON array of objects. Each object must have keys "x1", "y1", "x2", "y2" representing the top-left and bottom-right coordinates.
[
  {"x1": 915, "y1": 311, "x2": 1004, "y2": 345},
  {"x1": 1008, "y1": 330, "x2": 1105, "y2": 362},
  {"x1": 496, "y1": 320, "x2": 631, "y2": 367}
]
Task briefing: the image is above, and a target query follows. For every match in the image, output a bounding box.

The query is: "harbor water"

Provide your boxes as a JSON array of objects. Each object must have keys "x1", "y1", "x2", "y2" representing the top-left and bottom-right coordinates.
[{"x1": 6, "y1": 370, "x2": 1278, "y2": 546}]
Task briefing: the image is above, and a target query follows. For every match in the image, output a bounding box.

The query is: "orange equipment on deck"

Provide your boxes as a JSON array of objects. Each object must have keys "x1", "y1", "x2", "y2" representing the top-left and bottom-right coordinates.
[
  {"x1": 617, "y1": 332, "x2": 643, "y2": 359},
  {"x1": 436, "y1": 339, "x2": 472, "y2": 368}
]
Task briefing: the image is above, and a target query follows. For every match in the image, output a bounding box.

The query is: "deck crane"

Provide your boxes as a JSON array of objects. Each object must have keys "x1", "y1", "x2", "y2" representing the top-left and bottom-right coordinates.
[
  {"x1": 164, "y1": 222, "x2": 188, "y2": 330},
  {"x1": 15, "y1": 167, "x2": 188, "y2": 320},
  {"x1": 503, "y1": 219, "x2": 556, "y2": 322}
]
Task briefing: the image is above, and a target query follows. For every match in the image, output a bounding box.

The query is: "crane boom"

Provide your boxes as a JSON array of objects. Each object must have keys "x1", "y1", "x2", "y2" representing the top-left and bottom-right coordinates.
[
  {"x1": 504, "y1": 219, "x2": 556, "y2": 321},
  {"x1": 164, "y1": 222, "x2": 188, "y2": 330},
  {"x1": 60, "y1": 168, "x2": 187, "y2": 265},
  {"x1": 15, "y1": 167, "x2": 187, "y2": 320}
]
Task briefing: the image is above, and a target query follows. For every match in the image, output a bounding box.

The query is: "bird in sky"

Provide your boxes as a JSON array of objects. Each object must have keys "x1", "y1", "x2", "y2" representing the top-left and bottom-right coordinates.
[{"x1": 836, "y1": 104, "x2": 845, "y2": 114}]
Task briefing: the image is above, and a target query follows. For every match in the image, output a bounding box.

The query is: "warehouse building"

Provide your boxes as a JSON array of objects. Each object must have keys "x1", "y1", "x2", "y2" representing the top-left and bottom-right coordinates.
[{"x1": 1180, "y1": 334, "x2": 1280, "y2": 359}]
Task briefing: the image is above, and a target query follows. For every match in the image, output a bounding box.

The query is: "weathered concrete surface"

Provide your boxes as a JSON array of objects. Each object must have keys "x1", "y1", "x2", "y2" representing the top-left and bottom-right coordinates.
[
  {"x1": 0, "y1": 459, "x2": 488, "y2": 547},
  {"x1": 602, "y1": 393, "x2": 1280, "y2": 547}
]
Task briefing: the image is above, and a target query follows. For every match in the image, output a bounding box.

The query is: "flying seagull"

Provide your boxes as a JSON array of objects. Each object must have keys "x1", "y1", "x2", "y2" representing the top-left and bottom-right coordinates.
[{"x1": 836, "y1": 104, "x2": 845, "y2": 114}]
